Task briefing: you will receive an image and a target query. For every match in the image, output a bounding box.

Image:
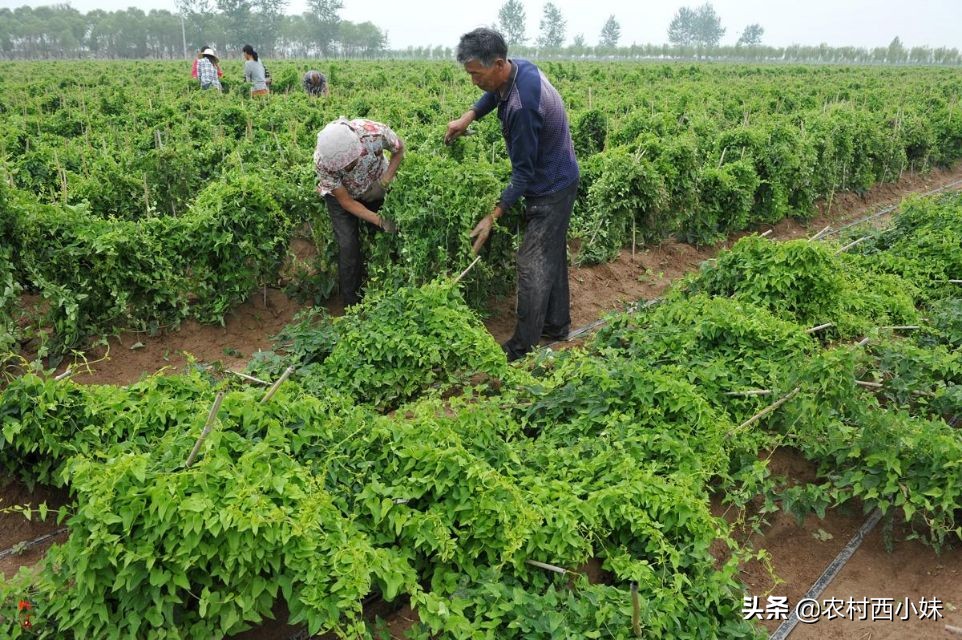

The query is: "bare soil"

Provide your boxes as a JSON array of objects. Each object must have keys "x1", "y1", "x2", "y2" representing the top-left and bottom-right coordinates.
[{"x1": 4, "y1": 164, "x2": 962, "y2": 638}]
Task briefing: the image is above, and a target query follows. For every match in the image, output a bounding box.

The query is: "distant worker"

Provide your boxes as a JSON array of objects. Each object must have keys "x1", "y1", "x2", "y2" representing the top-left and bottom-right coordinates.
[
  {"x1": 191, "y1": 45, "x2": 223, "y2": 81},
  {"x1": 303, "y1": 70, "x2": 329, "y2": 97},
  {"x1": 242, "y1": 44, "x2": 269, "y2": 96},
  {"x1": 196, "y1": 48, "x2": 222, "y2": 91},
  {"x1": 313, "y1": 118, "x2": 405, "y2": 307},
  {"x1": 445, "y1": 28, "x2": 580, "y2": 362}
]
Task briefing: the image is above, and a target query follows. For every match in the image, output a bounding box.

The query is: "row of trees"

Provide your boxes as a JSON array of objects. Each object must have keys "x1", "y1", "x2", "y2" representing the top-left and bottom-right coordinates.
[
  {"x1": 0, "y1": 2, "x2": 388, "y2": 59},
  {"x1": 497, "y1": 0, "x2": 623, "y2": 49},
  {"x1": 495, "y1": 1, "x2": 746, "y2": 49},
  {"x1": 1, "y1": 1, "x2": 958, "y2": 65}
]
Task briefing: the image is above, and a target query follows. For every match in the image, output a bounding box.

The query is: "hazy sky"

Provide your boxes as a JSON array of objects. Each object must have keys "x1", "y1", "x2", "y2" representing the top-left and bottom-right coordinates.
[{"x1": 3, "y1": 0, "x2": 961, "y2": 51}]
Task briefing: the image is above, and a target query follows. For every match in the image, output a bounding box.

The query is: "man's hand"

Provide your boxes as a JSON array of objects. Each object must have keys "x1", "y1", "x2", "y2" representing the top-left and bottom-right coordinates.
[
  {"x1": 445, "y1": 111, "x2": 475, "y2": 145},
  {"x1": 469, "y1": 214, "x2": 495, "y2": 254}
]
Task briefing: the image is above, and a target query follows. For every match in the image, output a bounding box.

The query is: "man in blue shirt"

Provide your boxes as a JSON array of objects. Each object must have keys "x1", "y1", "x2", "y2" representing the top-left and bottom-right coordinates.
[{"x1": 446, "y1": 27, "x2": 580, "y2": 362}]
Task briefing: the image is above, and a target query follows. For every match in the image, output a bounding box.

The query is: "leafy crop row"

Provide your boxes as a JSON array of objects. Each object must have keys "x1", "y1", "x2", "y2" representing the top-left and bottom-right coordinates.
[
  {"x1": 2, "y1": 193, "x2": 961, "y2": 638},
  {"x1": 4, "y1": 60, "x2": 962, "y2": 356}
]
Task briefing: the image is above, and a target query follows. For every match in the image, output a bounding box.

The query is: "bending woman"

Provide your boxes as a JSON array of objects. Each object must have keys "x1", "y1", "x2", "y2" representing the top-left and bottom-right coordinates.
[{"x1": 313, "y1": 118, "x2": 405, "y2": 307}]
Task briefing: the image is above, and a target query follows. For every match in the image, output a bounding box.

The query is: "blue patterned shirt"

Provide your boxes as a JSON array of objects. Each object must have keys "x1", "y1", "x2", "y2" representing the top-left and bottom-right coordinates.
[{"x1": 471, "y1": 59, "x2": 579, "y2": 210}]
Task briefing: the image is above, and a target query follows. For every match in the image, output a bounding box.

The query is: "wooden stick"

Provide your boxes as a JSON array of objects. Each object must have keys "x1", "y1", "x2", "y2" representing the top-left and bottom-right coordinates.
[
  {"x1": 185, "y1": 392, "x2": 225, "y2": 468},
  {"x1": 805, "y1": 322, "x2": 834, "y2": 334},
  {"x1": 835, "y1": 236, "x2": 869, "y2": 254},
  {"x1": 723, "y1": 389, "x2": 772, "y2": 397},
  {"x1": 631, "y1": 581, "x2": 642, "y2": 637},
  {"x1": 949, "y1": 280, "x2": 962, "y2": 284},
  {"x1": 54, "y1": 368, "x2": 73, "y2": 381},
  {"x1": 855, "y1": 380, "x2": 883, "y2": 389},
  {"x1": 229, "y1": 370, "x2": 269, "y2": 386},
  {"x1": 879, "y1": 325, "x2": 920, "y2": 331},
  {"x1": 945, "y1": 625, "x2": 962, "y2": 636},
  {"x1": 856, "y1": 337, "x2": 871, "y2": 347},
  {"x1": 730, "y1": 387, "x2": 801, "y2": 435},
  {"x1": 808, "y1": 225, "x2": 831, "y2": 241},
  {"x1": 760, "y1": 229, "x2": 773, "y2": 237},
  {"x1": 454, "y1": 256, "x2": 482, "y2": 284},
  {"x1": 525, "y1": 559, "x2": 567, "y2": 575},
  {"x1": 261, "y1": 366, "x2": 295, "y2": 404}
]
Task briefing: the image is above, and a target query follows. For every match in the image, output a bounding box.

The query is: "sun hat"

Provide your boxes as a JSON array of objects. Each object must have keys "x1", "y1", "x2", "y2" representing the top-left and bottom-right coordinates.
[{"x1": 201, "y1": 48, "x2": 218, "y2": 62}]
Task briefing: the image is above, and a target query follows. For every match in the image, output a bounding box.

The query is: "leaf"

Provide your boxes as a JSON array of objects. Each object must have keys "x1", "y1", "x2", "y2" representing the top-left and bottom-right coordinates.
[{"x1": 812, "y1": 528, "x2": 834, "y2": 542}]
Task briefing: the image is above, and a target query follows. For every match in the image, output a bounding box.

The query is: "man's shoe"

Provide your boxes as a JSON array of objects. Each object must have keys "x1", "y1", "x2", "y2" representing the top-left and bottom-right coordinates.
[
  {"x1": 501, "y1": 342, "x2": 526, "y2": 362},
  {"x1": 540, "y1": 329, "x2": 569, "y2": 342}
]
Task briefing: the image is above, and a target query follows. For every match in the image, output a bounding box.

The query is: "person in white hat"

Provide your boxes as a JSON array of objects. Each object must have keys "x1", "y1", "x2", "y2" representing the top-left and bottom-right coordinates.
[
  {"x1": 313, "y1": 117, "x2": 405, "y2": 306},
  {"x1": 196, "y1": 48, "x2": 222, "y2": 91}
]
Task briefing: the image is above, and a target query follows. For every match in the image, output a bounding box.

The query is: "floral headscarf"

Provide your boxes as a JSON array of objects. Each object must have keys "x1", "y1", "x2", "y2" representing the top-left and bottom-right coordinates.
[{"x1": 314, "y1": 118, "x2": 363, "y2": 172}]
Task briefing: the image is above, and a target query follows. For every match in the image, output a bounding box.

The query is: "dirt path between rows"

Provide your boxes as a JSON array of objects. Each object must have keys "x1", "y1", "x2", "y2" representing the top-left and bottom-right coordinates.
[{"x1": 4, "y1": 164, "x2": 962, "y2": 638}]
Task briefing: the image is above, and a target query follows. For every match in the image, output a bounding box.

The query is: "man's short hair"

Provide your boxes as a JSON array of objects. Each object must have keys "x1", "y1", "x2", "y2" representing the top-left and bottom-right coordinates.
[{"x1": 456, "y1": 28, "x2": 508, "y2": 67}]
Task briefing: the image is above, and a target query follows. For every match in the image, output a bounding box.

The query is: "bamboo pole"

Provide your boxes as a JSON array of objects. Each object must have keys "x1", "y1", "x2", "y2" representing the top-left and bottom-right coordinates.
[
  {"x1": 455, "y1": 256, "x2": 482, "y2": 284},
  {"x1": 185, "y1": 392, "x2": 225, "y2": 468},
  {"x1": 723, "y1": 389, "x2": 772, "y2": 397},
  {"x1": 805, "y1": 322, "x2": 834, "y2": 334},
  {"x1": 730, "y1": 387, "x2": 801, "y2": 435},
  {"x1": 808, "y1": 225, "x2": 831, "y2": 242},
  {"x1": 525, "y1": 559, "x2": 567, "y2": 575},
  {"x1": 835, "y1": 236, "x2": 869, "y2": 254},
  {"x1": 261, "y1": 366, "x2": 295, "y2": 404},
  {"x1": 229, "y1": 370, "x2": 269, "y2": 386},
  {"x1": 855, "y1": 380, "x2": 883, "y2": 389}
]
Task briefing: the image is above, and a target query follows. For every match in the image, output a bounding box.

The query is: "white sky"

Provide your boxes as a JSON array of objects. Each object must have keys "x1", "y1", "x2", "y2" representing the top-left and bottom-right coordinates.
[{"x1": 2, "y1": 0, "x2": 961, "y2": 51}]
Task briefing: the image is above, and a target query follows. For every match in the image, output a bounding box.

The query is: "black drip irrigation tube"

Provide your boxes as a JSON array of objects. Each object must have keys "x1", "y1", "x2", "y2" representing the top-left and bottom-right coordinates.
[
  {"x1": 769, "y1": 509, "x2": 884, "y2": 640},
  {"x1": 0, "y1": 527, "x2": 68, "y2": 560}
]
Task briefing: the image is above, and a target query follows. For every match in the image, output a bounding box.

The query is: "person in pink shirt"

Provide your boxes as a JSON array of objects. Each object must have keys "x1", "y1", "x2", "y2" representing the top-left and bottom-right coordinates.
[{"x1": 191, "y1": 46, "x2": 223, "y2": 80}]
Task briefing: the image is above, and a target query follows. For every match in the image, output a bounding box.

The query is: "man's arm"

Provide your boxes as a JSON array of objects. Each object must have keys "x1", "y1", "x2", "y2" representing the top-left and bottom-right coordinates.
[
  {"x1": 498, "y1": 105, "x2": 543, "y2": 211},
  {"x1": 445, "y1": 91, "x2": 497, "y2": 144}
]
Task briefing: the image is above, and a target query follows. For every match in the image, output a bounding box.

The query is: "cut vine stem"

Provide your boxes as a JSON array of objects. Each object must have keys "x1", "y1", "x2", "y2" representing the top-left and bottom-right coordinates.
[
  {"x1": 185, "y1": 392, "x2": 225, "y2": 468},
  {"x1": 261, "y1": 366, "x2": 295, "y2": 403}
]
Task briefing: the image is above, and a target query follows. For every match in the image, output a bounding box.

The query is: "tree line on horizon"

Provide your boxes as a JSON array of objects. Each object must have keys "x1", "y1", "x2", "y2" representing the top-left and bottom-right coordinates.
[{"x1": 1, "y1": 0, "x2": 959, "y2": 66}]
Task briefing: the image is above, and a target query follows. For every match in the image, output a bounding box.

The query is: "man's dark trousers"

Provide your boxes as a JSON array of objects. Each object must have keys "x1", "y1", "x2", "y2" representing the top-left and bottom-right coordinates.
[{"x1": 503, "y1": 179, "x2": 579, "y2": 361}]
